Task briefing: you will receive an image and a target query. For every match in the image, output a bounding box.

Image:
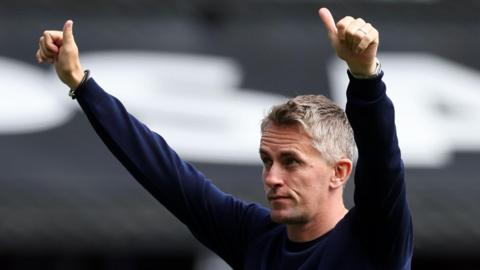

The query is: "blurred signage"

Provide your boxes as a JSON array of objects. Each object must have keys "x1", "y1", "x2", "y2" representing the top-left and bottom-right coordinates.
[
  {"x1": 329, "y1": 53, "x2": 480, "y2": 167},
  {"x1": 2, "y1": 51, "x2": 480, "y2": 167}
]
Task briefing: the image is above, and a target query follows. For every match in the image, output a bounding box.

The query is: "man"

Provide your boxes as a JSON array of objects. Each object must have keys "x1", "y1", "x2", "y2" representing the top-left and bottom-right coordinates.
[{"x1": 36, "y1": 7, "x2": 413, "y2": 269}]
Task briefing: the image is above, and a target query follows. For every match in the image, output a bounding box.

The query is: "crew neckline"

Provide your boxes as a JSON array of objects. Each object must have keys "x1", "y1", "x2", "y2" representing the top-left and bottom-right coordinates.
[{"x1": 285, "y1": 229, "x2": 333, "y2": 253}]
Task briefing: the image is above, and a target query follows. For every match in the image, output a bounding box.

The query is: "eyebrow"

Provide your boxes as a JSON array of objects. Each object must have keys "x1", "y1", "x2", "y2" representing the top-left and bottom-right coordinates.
[{"x1": 259, "y1": 148, "x2": 301, "y2": 158}]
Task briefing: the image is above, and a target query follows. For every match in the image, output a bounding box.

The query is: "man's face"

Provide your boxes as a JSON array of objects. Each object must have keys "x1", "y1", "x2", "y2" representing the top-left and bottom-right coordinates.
[{"x1": 260, "y1": 123, "x2": 335, "y2": 225}]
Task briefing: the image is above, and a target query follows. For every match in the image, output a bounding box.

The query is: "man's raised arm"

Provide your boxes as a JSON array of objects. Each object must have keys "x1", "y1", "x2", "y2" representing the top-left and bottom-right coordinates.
[
  {"x1": 319, "y1": 7, "x2": 413, "y2": 269},
  {"x1": 36, "y1": 21, "x2": 266, "y2": 269}
]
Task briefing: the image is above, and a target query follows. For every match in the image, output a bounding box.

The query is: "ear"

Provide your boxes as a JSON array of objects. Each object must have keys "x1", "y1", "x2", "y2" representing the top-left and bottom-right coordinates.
[{"x1": 330, "y1": 158, "x2": 353, "y2": 189}]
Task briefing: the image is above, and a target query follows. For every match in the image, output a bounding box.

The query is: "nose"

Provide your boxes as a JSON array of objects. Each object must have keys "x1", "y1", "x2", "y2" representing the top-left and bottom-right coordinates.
[{"x1": 263, "y1": 164, "x2": 284, "y2": 189}]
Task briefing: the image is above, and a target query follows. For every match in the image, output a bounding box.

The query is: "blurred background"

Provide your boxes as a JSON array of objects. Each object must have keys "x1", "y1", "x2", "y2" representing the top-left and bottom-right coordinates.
[{"x1": 1, "y1": 0, "x2": 480, "y2": 269}]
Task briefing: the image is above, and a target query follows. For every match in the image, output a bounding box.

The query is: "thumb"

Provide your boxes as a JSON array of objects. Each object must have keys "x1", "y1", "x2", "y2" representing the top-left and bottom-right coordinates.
[
  {"x1": 318, "y1": 8, "x2": 337, "y2": 41},
  {"x1": 62, "y1": 20, "x2": 75, "y2": 45}
]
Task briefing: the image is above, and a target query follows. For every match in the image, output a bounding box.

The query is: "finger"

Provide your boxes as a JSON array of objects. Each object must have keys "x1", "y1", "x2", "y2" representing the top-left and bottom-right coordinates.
[
  {"x1": 357, "y1": 22, "x2": 373, "y2": 36},
  {"x1": 35, "y1": 49, "x2": 44, "y2": 63},
  {"x1": 337, "y1": 16, "x2": 354, "y2": 42},
  {"x1": 43, "y1": 31, "x2": 60, "y2": 54},
  {"x1": 354, "y1": 23, "x2": 373, "y2": 53},
  {"x1": 38, "y1": 36, "x2": 45, "y2": 52},
  {"x1": 345, "y1": 18, "x2": 366, "y2": 52},
  {"x1": 40, "y1": 36, "x2": 58, "y2": 59},
  {"x1": 356, "y1": 28, "x2": 379, "y2": 54},
  {"x1": 318, "y1": 8, "x2": 337, "y2": 40},
  {"x1": 37, "y1": 48, "x2": 46, "y2": 62},
  {"x1": 37, "y1": 48, "x2": 54, "y2": 64},
  {"x1": 62, "y1": 20, "x2": 75, "y2": 46},
  {"x1": 41, "y1": 48, "x2": 56, "y2": 60},
  {"x1": 39, "y1": 44, "x2": 56, "y2": 60}
]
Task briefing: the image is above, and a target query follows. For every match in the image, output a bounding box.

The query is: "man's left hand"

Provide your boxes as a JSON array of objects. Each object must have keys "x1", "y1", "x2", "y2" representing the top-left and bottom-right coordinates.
[{"x1": 319, "y1": 7, "x2": 379, "y2": 76}]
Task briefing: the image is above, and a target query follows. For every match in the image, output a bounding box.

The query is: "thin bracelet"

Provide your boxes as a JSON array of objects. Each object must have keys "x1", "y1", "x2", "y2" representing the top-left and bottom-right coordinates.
[{"x1": 69, "y1": 69, "x2": 90, "y2": 99}]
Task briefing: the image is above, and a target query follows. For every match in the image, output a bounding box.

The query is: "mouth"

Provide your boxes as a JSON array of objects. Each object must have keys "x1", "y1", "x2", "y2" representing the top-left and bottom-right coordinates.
[{"x1": 268, "y1": 195, "x2": 291, "y2": 202}]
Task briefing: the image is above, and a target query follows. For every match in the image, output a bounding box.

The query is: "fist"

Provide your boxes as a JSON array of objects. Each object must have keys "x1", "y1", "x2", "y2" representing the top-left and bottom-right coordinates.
[
  {"x1": 36, "y1": 20, "x2": 84, "y2": 89},
  {"x1": 319, "y1": 8, "x2": 379, "y2": 76}
]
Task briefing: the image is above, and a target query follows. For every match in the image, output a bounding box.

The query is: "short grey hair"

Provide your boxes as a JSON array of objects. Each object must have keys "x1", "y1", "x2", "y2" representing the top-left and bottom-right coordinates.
[{"x1": 261, "y1": 95, "x2": 358, "y2": 165}]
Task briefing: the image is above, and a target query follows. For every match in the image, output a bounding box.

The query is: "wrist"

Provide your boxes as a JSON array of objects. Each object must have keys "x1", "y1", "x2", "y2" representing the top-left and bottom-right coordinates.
[
  {"x1": 347, "y1": 59, "x2": 378, "y2": 77},
  {"x1": 348, "y1": 58, "x2": 381, "y2": 79},
  {"x1": 68, "y1": 69, "x2": 90, "y2": 99},
  {"x1": 66, "y1": 69, "x2": 85, "y2": 89}
]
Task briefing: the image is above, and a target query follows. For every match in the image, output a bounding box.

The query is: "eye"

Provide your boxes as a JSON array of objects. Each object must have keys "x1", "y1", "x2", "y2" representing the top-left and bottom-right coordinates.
[
  {"x1": 260, "y1": 156, "x2": 273, "y2": 168},
  {"x1": 283, "y1": 157, "x2": 300, "y2": 167}
]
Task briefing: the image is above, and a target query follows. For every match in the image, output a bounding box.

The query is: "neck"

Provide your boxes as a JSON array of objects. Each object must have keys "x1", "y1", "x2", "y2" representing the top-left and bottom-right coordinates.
[{"x1": 286, "y1": 200, "x2": 348, "y2": 242}]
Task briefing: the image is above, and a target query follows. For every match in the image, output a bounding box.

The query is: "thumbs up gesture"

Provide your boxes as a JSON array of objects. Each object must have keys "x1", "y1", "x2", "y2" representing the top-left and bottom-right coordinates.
[
  {"x1": 318, "y1": 8, "x2": 379, "y2": 76},
  {"x1": 36, "y1": 20, "x2": 84, "y2": 89}
]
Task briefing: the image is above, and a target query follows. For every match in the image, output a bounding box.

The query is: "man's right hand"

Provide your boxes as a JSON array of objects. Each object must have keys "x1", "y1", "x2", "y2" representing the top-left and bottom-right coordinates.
[{"x1": 36, "y1": 20, "x2": 84, "y2": 89}]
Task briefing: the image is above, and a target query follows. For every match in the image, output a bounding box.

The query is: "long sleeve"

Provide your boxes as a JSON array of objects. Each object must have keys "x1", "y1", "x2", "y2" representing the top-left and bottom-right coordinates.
[
  {"x1": 74, "y1": 78, "x2": 270, "y2": 268},
  {"x1": 345, "y1": 71, "x2": 413, "y2": 269}
]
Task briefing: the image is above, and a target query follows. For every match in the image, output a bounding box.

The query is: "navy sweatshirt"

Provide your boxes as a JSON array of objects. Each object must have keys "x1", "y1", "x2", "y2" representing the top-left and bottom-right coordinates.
[{"x1": 75, "y1": 71, "x2": 413, "y2": 269}]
